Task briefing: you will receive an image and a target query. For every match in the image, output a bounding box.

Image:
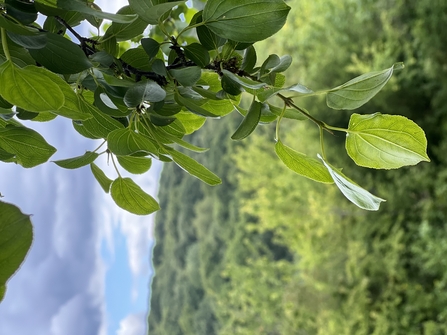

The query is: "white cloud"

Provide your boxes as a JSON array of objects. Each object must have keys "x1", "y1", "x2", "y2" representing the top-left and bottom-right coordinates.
[
  {"x1": 117, "y1": 313, "x2": 147, "y2": 335},
  {"x1": 0, "y1": 119, "x2": 107, "y2": 335}
]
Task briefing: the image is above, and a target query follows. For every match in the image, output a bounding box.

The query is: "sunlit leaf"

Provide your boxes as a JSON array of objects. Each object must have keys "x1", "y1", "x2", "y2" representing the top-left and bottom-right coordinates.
[
  {"x1": 0, "y1": 126, "x2": 56, "y2": 168},
  {"x1": 111, "y1": 177, "x2": 160, "y2": 215},
  {"x1": 275, "y1": 140, "x2": 333, "y2": 184},
  {"x1": 0, "y1": 201, "x2": 33, "y2": 303},
  {"x1": 0, "y1": 61, "x2": 64, "y2": 112},
  {"x1": 166, "y1": 148, "x2": 221, "y2": 185},
  {"x1": 53, "y1": 151, "x2": 99, "y2": 169},
  {"x1": 90, "y1": 163, "x2": 113, "y2": 193},
  {"x1": 107, "y1": 128, "x2": 158, "y2": 156},
  {"x1": 174, "y1": 92, "x2": 218, "y2": 117},
  {"x1": 346, "y1": 113, "x2": 430, "y2": 169},
  {"x1": 327, "y1": 63, "x2": 404, "y2": 110},
  {"x1": 117, "y1": 155, "x2": 152, "y2": 174},
  {"x1": 318, "y1": 154, "x2": 385, "y2": 211}
]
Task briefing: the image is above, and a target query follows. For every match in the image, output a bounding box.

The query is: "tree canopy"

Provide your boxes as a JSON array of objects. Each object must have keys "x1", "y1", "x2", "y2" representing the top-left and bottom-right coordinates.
[{"x1": 0, "y1": 0, "x2": 429, "y2": 306}]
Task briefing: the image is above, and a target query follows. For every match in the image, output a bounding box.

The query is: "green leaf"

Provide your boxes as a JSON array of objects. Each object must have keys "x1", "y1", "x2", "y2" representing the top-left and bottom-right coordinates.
[
  {"x1": 174, "y1": 92, "x2": 219, "y2": 117},
  {"x1": 42, "y1": 69, "x2": 91, "y2": 120},
  {"x1": 5, "y1": 0, "x2": 38, "y2": 25},
  {"x1": 90, "y1": 163, "x2": 112, "y2": 193},
  {"x1": 120, "y1": 48, "x2": 152, "y2": 71},
  {"x1": 0, "y1": 200, "x2": 33, "y2": 303},
  {"x1": 268, "y1": 104, "x2": 307, "y2": 121},
  {"x1": 221, "y1": 74, "x2": 242, "y2": 96},
  {"x1": 53, "y1": 151, "x2": 99, "y2": 169},
  {"x1": 78, "y1": 98, "x2": 124, "y2": 139},
  {"x1": 346, "y1": 113, "x2": 430, "y2": 169},
  {"x1": 29, "y1": 32, "x2": 92, "y2": 74},
  {"x1": 241, "y1": 45, "x2": 257, "y2": 72},
  {"x1": 123, "y1": 80, "x2": 166, "y2": 107},
  {"x1": 129, "y1": 0, "x2": 186, "y2": 24},
  {"x1": 175, "y1": 112, "x2": 206, "y2": 134},
  {"x1": 0, "y1": 126, "x2": 56, "y2": 168},
  {"x1": 167, "y1": 148, "x2": 221, "y2": 186},
  {"x1": 203, "y1": 0, "x2": 290, "y2": 43},
  {"x1": 0, "y1": 62, "x2": 64, "y2": 112},
  {"x1": 257, "y1": 83, "x2": 313, "y2": 102},
  {"x1": 221, "y1": 70, "x2": 266, "y2": 90},
  {"x1": 111, "y1": 177, "x2": 160, "y2": 215},
  {"x1": 170, "y1": 67, "x2": 202, "y2": 87},
  {"x1": 103, "y1": 6, "x2": 148, "y2": 42},
  {"x1": 0, "y1": 15, "x2": 38, "y2": 35},
  {"x1": 7, "y1": 32, "x2": 47, "y2": 49},
  {"x1": 197, "y1": 22, "x2": 226, "y2": 51},
  {"x1": 184, "y1": 43, "x2": 210, "y2": 67},
  {"x1": 141, "y1": 38, "x2": 160, "y2": 59},
  {"x1": 107, "y1": 128, "x2": 158, "y2": 156},
  {"x1": 327, "y1": 63, "x2": 404, "y2": 110},
  {"x1": 318, "y1": 155, "x2": 385, "y2": 211},
  {"x1": 275, "y1": 140, "x2": 333, "y2": 184},
  {"x1": 117, "y1": 155, "x2": 152, "y2": 174},
  {"x1": 231, "y1": 100, "x2": 262, "y2": 140},
  {"x1": 270, "y1": 55, "x2": 292, "y2": 73},
  {"x1": 57, "y1": 0, "x2": 137, "y2": 23}
]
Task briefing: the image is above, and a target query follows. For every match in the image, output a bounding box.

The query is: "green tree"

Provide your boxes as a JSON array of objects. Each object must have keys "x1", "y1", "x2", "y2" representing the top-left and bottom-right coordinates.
[{"x1": 0, "y1": 0, "x2": 429, "y2": 304}]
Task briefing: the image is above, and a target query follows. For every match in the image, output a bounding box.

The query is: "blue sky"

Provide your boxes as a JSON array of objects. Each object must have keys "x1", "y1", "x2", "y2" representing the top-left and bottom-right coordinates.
[{"x1": 0, "y1": 1, "x2": 163, "y2": 334}]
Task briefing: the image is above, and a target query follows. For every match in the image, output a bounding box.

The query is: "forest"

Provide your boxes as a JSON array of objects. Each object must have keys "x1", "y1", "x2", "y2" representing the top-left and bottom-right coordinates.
[{"x1": 148, "y1": 0, "x2": 447, "y2": 334}]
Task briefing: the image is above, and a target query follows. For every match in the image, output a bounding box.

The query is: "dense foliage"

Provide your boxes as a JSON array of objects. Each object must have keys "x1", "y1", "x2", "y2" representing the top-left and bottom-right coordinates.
[
  {"x1": 0, "y1": 0, "x2": 430, "y2": 312},
  {"x1": 149, "y1": 0, "x2": 447, "y2": 334}
]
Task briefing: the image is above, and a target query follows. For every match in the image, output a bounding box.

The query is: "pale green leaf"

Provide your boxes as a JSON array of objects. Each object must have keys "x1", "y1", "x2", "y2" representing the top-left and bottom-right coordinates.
[
  {"x1": 0, "y1": 126, "x2": 56, "y2": 168},
  {"x1": 90, "y1": 163, "x2": 113, "y2": 193},
  {"x1": 78, "y1": 98, "x2": 124, "y2": 139},
  {"x1": 275, "y1": 140, "x2": 333, "y2": 184},
  {"x1": 174, "y1": 92, "x2": 219, "y2": 117},
  {"x1": 117, "y1": 156, "x2": 152, "y2": 174},
  {"x1": 111, "y1": 177, "x2": 160, "y2": 215},
  {"x1": 203, "y1": 0, "x2": 290, "y2": 43},
  {"x1": 327, "y1": 63, "x2": 404, "y2": 110},
  {"x1": 0, "y1": 201, "x2": 33, "y2": 303},
  {"x1": 318, "y1": 154, "x2": 385, "y2": 211},
  {"x1": 167, "y1": 148, "x2": 221, "y2": 185},
  {"x1": 346, "y1": 113, "x2": 430, "y2": 169},
  {"x1": 53, "y1": 151, "x2": 99, "y2": 169},
  {"x1": 107, "y1": 128, "x2": 158, "y2": 156},
  {"x1": 0, "y1": 62, "x2": 64, "y2": 112}
]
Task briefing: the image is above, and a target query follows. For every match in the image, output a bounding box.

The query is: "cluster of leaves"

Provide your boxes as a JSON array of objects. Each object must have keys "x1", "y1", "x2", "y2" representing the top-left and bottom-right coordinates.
[{"x1": 0, "y1": 0, "x2": 430, "y2": 301}]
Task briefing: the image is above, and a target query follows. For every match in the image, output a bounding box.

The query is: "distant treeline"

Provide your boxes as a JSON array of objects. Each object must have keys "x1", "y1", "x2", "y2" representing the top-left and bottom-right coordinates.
[{"x1": 149, "y1": 0, "x2": 447, "y2": 334}]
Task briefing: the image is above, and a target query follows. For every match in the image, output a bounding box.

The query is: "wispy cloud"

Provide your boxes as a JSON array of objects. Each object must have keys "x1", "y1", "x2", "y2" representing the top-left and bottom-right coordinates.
[{"x1": 117, "y1": 313, "x2": 147, "y2": 335}]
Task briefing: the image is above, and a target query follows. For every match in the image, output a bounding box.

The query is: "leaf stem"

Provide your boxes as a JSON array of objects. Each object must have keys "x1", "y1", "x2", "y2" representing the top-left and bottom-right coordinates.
[
  {"x1": 110, "y1": 154, "x2": 121, "y2": 178},
  {"x1": 177, "y1": 21, "x2": 206, "y2": 39},
  {"x1": 324, "y1": 124, "x2": 349, "y2": 133},
  {"x1": 1, "y1": 28, "x2": 11, "y2": 61},
  {"x1": 319, "y1": 126, "x2": 327, "y2": 160},
  {"x1": 275, "y1": 103, "x2": 287, "y2": 142}
]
